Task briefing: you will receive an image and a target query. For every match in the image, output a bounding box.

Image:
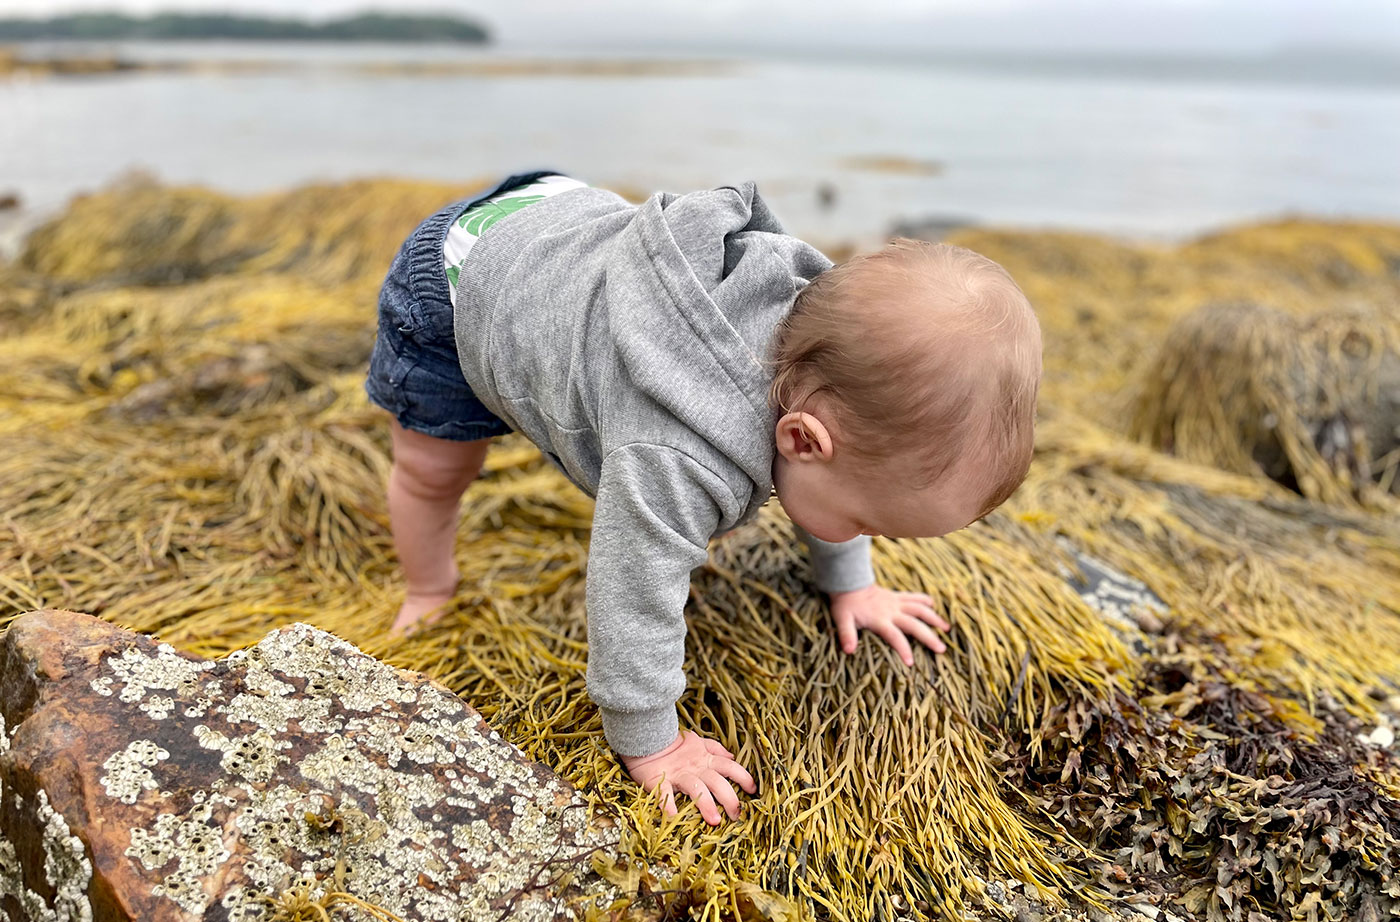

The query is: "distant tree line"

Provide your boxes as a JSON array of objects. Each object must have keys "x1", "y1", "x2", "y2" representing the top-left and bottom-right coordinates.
[{"x1": 0, "y1": 12, "x2": 491, "y2": 42}]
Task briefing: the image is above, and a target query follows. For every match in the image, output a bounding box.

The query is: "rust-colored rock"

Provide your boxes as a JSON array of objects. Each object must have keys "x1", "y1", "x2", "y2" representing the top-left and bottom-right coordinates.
[{"x1": 0, "y1": 610, "x2": 625, "y2": 921}]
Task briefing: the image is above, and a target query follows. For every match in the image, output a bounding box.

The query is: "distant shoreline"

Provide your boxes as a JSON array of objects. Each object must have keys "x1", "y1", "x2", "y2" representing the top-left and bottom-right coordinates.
[
  {"x1": 0, "y1": 47, "x2": 735, "y2": 80},
  {"x1": 4, "y1": 35, "x2": 1397, "y2": 91},
  {"x1": 0, "y1": 12, "x2": 490, "y2": 43}
]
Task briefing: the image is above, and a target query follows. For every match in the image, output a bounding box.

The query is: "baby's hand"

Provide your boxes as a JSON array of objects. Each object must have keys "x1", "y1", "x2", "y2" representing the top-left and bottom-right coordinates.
[
  {"x1": 619, "y1": 730, "x2": 756, "y2": 826},
  {"x1": 830, "y1": 584, "x2": 950, "y2": 665}
]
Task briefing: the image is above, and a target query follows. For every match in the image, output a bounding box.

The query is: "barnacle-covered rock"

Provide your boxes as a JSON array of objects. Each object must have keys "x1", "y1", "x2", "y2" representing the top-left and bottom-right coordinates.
[{"x1": 0, "y1": 609, "x2": 627, "y2": 921}]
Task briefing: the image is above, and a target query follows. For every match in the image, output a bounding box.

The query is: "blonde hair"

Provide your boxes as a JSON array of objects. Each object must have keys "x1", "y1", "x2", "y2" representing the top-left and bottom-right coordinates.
[{"x1": 768, "y1": 238, "x2": 1042, "y2": 517}]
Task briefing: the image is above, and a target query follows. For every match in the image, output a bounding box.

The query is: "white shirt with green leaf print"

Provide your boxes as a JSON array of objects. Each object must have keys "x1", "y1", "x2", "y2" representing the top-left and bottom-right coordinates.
[{"x1": 444, "y1": 174, "x2": 589, "y2": 308}]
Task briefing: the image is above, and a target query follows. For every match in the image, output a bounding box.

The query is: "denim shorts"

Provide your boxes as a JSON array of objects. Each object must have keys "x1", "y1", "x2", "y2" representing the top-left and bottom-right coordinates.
[{"x1": 364, "y1": 169, "x2": 564, "y2": 441}]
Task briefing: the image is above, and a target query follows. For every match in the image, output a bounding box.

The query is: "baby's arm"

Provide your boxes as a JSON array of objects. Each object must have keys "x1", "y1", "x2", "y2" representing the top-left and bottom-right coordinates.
[
  {"x1": 794, "y1": 526, "x2": 950, "y2": 664},
  {"x1": 587, "y1": 444, "x2": 757, "y2": 824}
]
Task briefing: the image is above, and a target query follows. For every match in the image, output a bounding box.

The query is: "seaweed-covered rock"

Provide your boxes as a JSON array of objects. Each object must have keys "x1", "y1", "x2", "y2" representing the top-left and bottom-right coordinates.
[
  {"x1": 0, "y1": 610, "x2": 626, "y2": 921},
  {"x1": 1129, "y1": 302, "x2": 1400, "y2": 505}
]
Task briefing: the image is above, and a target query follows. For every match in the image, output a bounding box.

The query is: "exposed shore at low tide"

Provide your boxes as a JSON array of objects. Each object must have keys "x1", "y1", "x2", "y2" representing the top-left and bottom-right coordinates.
[{"x1": 3, "y1": 174, "x2": 1398, "y2": 922}]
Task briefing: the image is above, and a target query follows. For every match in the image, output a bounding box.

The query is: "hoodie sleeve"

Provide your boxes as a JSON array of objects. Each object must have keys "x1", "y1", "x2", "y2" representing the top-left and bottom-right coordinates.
[
  {"x1": 586, "y1": 443, "x2": 744, "y2": 758},
  {"x1": 793, "y1": 526, "x2": 876, "y2": 594}
]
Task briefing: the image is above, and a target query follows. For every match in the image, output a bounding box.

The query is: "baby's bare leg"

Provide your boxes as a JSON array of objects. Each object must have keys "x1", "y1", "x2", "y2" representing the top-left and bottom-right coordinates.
[{"x1": 386, "y1": 416, "x2": 491, "y2": 635}]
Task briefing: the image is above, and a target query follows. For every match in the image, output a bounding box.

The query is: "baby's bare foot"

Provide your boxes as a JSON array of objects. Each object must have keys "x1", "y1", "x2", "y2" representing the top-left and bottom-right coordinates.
[
  {"x1": 390, "y1": 587, "x2": 456, "y2": 638},
  {"x1": 390, "y1": 595, "x2": 451, "y2": 637}
]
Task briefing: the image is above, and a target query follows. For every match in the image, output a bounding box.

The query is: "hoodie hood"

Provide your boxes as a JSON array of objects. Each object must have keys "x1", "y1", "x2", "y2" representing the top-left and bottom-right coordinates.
[{"x1": 620, "y1": 183, "x2": 835, "y2": 493}]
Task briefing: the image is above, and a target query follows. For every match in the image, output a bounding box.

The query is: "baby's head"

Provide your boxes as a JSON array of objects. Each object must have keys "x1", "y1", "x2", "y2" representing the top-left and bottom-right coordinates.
[{"x1": 768, "y1": 238, "x2": 1041, "y2": 543}]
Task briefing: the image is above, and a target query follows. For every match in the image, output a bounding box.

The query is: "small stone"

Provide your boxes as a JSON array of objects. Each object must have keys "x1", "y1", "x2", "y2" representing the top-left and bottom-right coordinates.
[
  {"x1": 1368, "y1": 724, "x2": 1395, "y2": 748},
  {"x1": 1133, "y1": 609, "x2": 1166, "y2": 633},
  {"x1": 1128, "y1": 903, "x2": 1160, "y2": 920}
]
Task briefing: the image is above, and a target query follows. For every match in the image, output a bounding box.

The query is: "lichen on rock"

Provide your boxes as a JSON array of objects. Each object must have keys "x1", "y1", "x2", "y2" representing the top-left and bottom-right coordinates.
[{"x1": 0, "y1": 610, "x2": 627, "y2": 922}]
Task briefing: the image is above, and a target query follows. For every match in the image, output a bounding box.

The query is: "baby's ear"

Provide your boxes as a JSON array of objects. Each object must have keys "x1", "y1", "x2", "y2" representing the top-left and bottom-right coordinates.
[{"x1": 775, "y1": 411, "x2": 833, "y2": 462}]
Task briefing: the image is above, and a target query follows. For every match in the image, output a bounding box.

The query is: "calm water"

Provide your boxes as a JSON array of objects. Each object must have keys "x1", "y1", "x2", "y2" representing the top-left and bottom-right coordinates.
[{"x1": 3, "y1": 40, "x2": 1400, "y2": 252}]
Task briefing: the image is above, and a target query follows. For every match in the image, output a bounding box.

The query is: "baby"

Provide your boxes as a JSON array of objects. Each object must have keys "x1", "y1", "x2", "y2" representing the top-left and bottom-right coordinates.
[{"x1": 365, "y1": 169, "x2": 1041, "y2": 826}]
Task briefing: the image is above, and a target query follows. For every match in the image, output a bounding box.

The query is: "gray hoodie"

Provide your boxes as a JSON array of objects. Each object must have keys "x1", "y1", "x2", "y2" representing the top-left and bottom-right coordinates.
[{"x1": 453, "y1": 180, "x2": 874, "y2": 757}]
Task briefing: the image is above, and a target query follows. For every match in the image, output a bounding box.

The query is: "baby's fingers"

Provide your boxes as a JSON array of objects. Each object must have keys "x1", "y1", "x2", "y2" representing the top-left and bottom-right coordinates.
[
  {"x1": 701, "y1": 769, "x2": 742, "y2": 821},
  {"x1": 702, "y1": 738, "x2": 735, "y2": 760},
  {"x1": 658, "y1": 780, "x2": 677, "y2": 816},
  {"x1": 902, "y1": 599, "x2": 951, "y2": 633},
  {"x1": 715, "y1": 756, "x2": 758, "y2": 795},
  {"x1": 834, "y1": 609, "x2": 859, "y2": 654},
  {"x1": 896, "y1": 613, "x2": 947, "y2": 656},
  {"x1": 871, "y1": 621, "x2": 916, "y2": 667},
  {"x1": 682, "y1": 780, "x2": 724, "y2": 825}
]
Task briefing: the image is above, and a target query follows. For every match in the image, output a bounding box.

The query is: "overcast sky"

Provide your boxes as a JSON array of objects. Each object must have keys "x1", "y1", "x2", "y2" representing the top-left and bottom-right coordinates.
[{"x1": 3, "y1": 0, "x2": 1399, "y2": 53}]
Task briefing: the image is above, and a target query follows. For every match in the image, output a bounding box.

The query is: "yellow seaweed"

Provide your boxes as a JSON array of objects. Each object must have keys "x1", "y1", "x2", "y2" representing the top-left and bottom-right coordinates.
[{"x1": 2, "y1": 177, "x2": 1399, "y2": 921}]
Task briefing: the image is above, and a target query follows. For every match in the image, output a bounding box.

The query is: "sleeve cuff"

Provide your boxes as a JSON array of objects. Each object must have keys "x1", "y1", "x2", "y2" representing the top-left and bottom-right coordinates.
[
  {"x1": 600, "y1": 704, "x2": 680, "y2": 758},
  {"x1": 800, "y1": 531, "x2": 876, "y2": 594}
]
